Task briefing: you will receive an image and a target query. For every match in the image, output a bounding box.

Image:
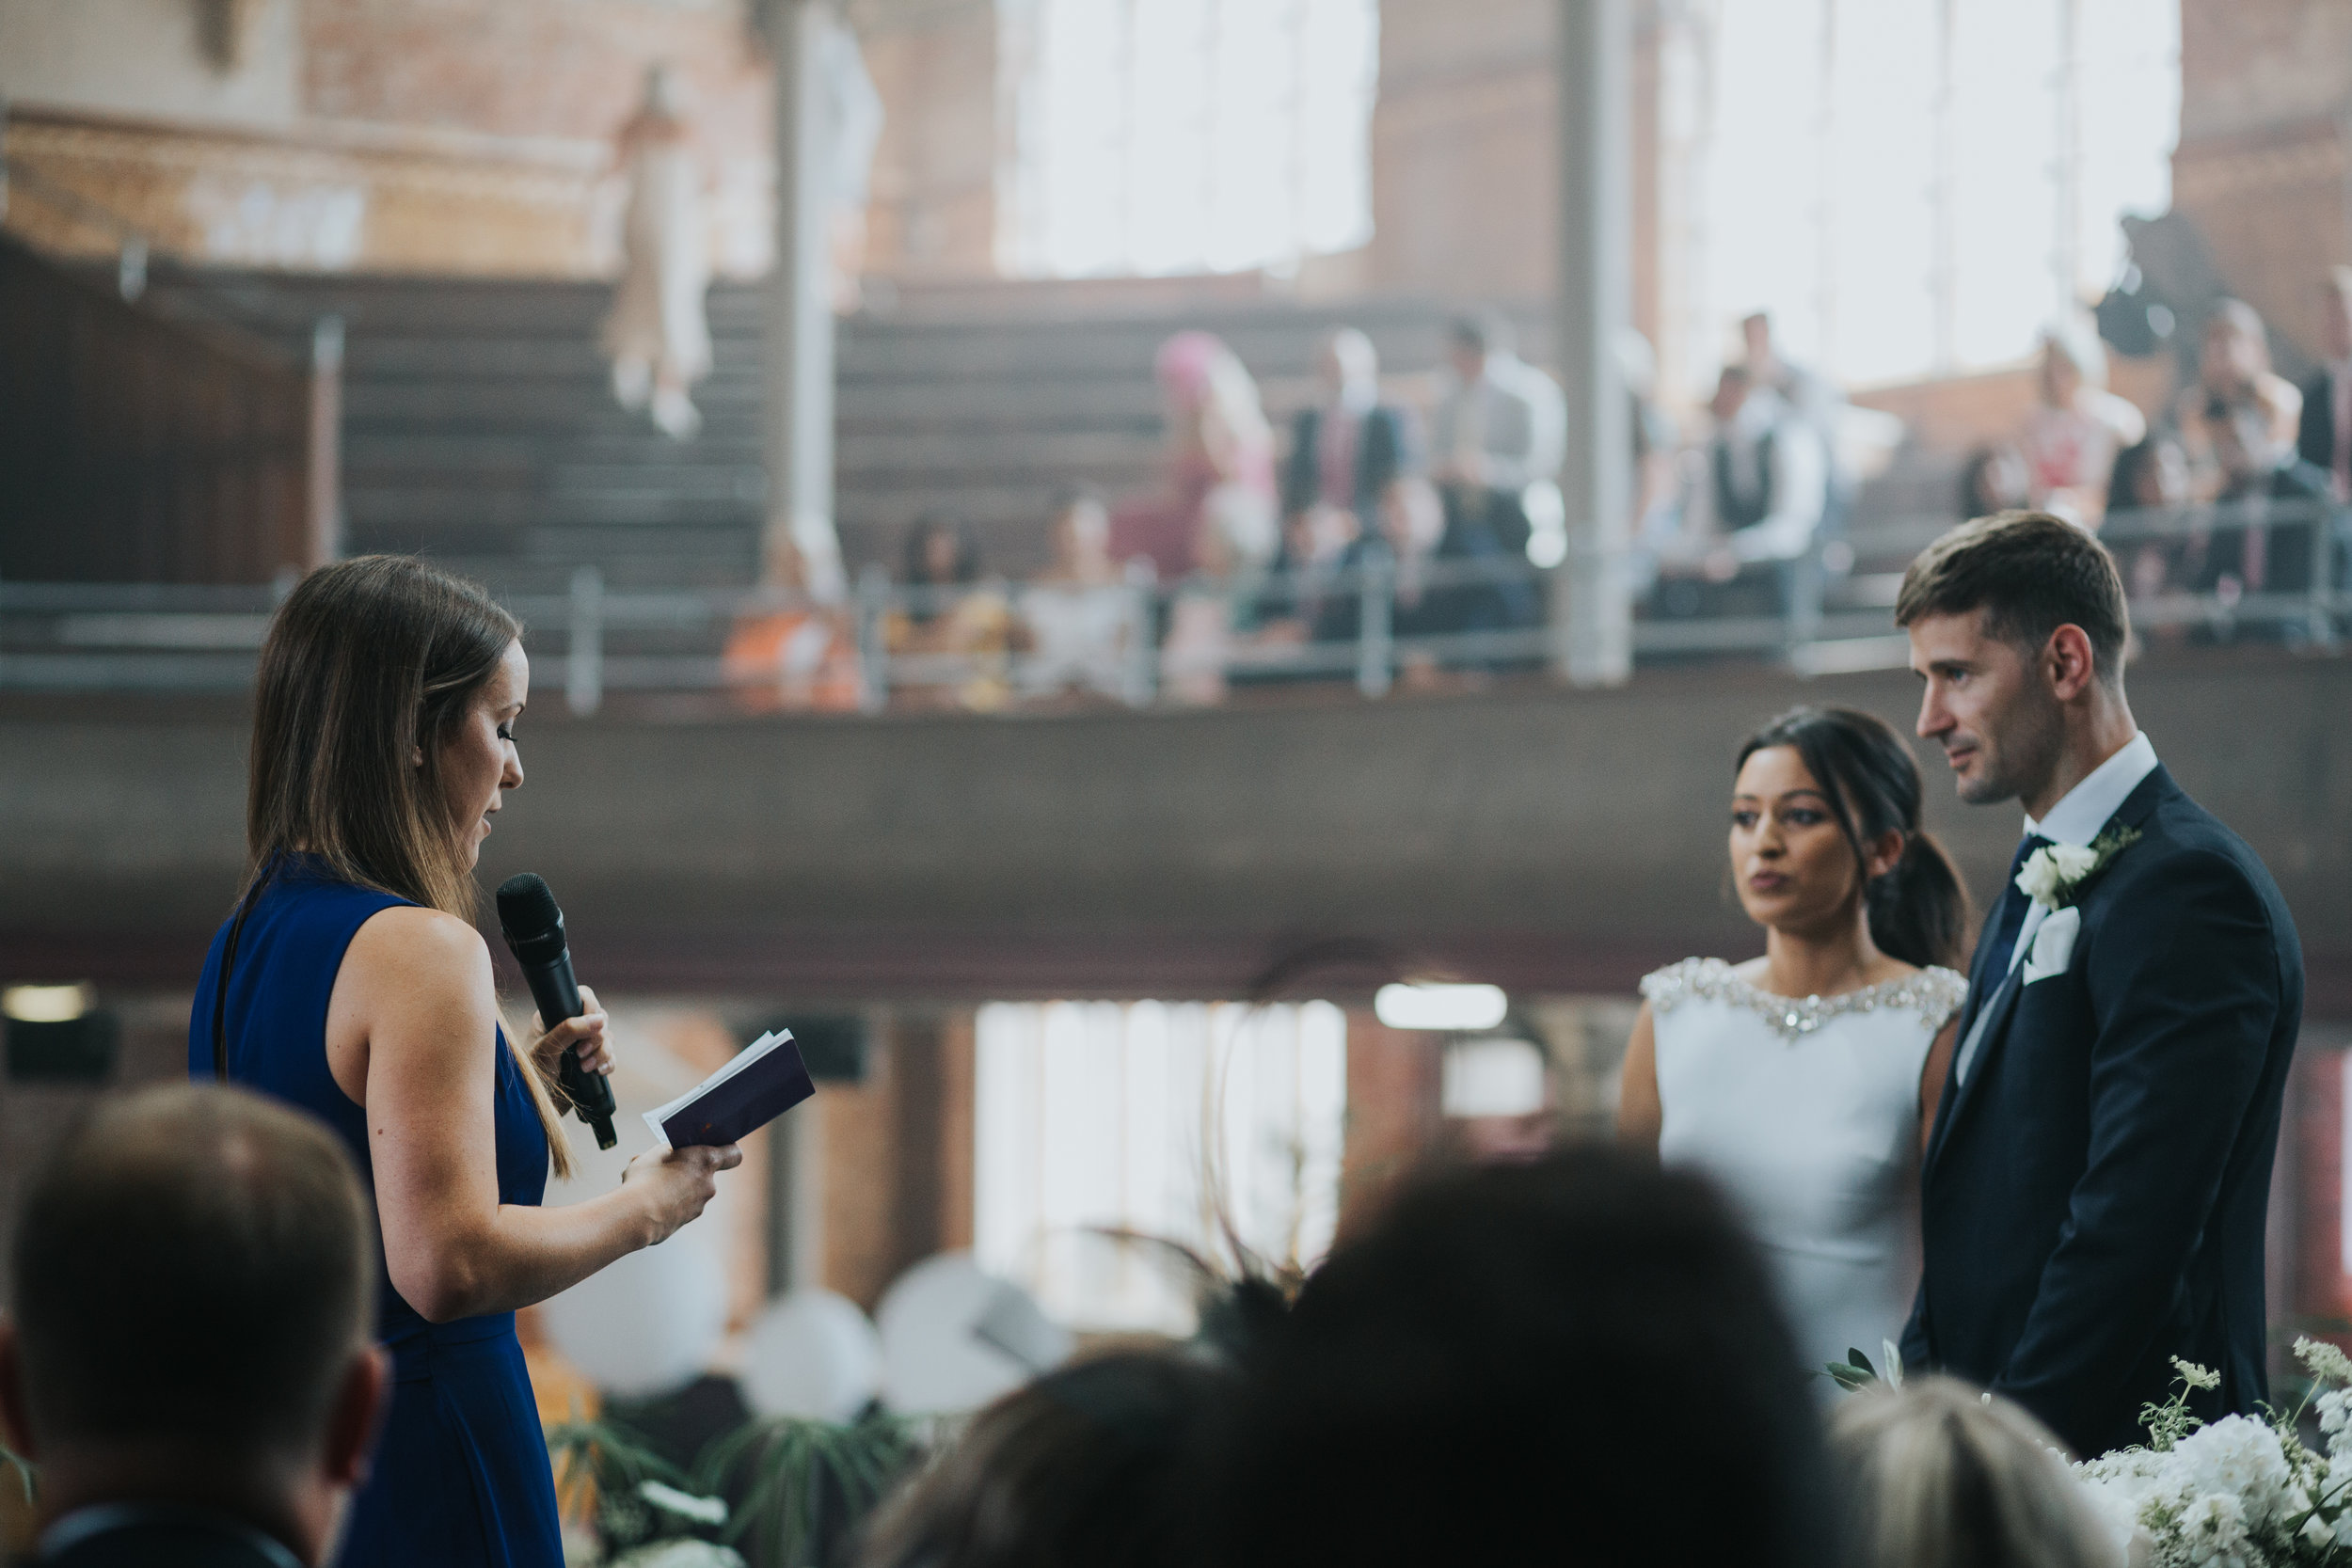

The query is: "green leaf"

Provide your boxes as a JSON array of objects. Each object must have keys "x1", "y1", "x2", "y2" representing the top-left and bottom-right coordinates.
[
  {"x1": 1827, "y1": 1362, "x2": 1876, "y2": 1393},
  {"x1": 1846, "y1": 1347, "x2": 1878, "y2": 1380}
]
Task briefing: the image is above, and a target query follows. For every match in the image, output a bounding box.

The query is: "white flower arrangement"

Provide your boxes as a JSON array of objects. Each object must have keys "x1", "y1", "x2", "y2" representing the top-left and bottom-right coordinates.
[{"x1": 2071, "y1": 1340, "x2": 2352, "y2": 1566}]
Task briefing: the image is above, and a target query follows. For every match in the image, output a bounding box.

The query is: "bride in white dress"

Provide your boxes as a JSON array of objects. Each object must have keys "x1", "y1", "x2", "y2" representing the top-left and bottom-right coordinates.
[{"x1": 1620, "y1": 705, "x2": 1969, "y2": 1384}]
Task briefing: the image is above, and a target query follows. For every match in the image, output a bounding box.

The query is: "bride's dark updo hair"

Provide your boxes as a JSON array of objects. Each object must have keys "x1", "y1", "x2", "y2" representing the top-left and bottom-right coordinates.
[{"x1": 1737, "y1": 706, "x2": 1971, "y2": 970}]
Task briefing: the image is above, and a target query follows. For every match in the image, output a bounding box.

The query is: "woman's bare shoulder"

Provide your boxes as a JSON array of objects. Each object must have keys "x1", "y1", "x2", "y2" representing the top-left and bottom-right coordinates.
[{"x1": 344, "y1": 903, "x2": 492, "y2": 987}]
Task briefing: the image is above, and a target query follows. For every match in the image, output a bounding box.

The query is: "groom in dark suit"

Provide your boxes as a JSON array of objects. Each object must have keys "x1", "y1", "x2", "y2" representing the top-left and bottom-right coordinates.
[{"x1": 1896, "y1": 510, "x2": 2303, "y2": 1458}]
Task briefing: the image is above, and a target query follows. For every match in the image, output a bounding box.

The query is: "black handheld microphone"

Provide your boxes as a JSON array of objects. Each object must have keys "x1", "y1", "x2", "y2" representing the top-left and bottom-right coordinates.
[{"x1": 495, "y1": 872, "x2": 619, "y2": 1150}]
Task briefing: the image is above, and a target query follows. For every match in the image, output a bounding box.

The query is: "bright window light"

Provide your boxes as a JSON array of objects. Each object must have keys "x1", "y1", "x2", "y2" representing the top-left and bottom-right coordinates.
[
  {"x1": 997, "y1": 0, "x2": 1379, "y2": 279},
  {"x1": 1441, "y1": 1037, "x2": 1549, "y2": 1118},
  {"x1": 3, "y1": 984, "x2": 92, "y2": 1022},
  {"x1": 974, "y1": 1000, "x2": 1346, "y2": 1333},
  {"x1": 1373, "y1": 983, "x2": 1508, "y2": 1033}
]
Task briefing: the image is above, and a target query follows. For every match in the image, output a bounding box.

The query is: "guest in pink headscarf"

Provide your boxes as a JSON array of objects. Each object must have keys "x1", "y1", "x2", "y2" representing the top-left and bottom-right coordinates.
[{"x1": 1111, "y1": 331, "x2": 1279, "y2": 582}]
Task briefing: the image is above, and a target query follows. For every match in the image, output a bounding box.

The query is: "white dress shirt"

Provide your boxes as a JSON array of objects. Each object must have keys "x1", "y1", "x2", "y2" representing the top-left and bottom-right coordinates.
[{"x1": 2007, "y1": 731, "x2": 2161, "y2": 973}]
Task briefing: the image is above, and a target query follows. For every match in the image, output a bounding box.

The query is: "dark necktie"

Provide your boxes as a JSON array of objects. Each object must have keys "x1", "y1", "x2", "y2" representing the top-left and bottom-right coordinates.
[{"x1": 1979, "y1": 832, "x2": 2054, "y2": 990}]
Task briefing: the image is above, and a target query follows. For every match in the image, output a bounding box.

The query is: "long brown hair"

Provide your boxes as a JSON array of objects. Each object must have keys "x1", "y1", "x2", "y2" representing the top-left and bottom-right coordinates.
[{"x1": 246, "y1": 555, "x2": 573, "y2": 1175}]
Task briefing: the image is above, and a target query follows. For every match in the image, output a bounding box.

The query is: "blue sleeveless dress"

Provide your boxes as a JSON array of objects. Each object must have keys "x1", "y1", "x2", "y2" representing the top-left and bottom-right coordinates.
[{"x1": 189, "y1": 860, "x2": 564, "y2": 1568}]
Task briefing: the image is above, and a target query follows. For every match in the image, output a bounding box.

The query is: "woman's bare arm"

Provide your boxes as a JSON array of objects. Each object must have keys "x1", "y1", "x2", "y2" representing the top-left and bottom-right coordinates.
[
  {"x1": 1917, "y1": 1017, "x2": 1960, "y2": 1158},
  {"x1": 1616, "y1": 1001, "x2": 1663, "y2": 1154},
  {"x1": 330, "y1": 907, "x2": 737, "y2": 1323}
]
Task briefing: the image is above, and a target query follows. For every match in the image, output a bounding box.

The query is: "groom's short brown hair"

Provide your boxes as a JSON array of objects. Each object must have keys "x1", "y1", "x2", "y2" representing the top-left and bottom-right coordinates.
[{"x1": 1897, "y1": 511, "x2": 2130, "y2": 689}]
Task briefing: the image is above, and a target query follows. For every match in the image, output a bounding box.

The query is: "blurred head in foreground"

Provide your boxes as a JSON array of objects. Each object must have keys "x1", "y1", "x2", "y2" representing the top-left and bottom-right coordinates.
[
  {"x1": 857, "y1": 1350, "x2": 1236, "y2": 1568},
  {"x1": 1215, "y1": 1147, "x2": 1835, "y2": 1568},
  {"x1": 0, "y1": 1083, "x2": 386, "y2": 1567},
  {"x1": 1830, "y1": 1376, "x2": 2120, "y2": 1568}
]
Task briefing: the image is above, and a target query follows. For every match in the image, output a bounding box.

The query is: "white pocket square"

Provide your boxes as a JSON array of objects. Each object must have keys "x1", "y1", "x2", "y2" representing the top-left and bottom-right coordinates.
[{"x1": 2022, "y1": 906, "x2": 2082, "y2": 984}]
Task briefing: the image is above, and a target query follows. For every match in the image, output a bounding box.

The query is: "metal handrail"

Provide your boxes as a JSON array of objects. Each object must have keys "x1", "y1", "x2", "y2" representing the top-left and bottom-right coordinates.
[{"x1": 4, "y1": 499, "x2": 2344, "y2": 706}]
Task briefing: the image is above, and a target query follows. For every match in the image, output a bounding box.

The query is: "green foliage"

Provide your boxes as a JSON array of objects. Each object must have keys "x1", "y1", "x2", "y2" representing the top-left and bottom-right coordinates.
[
  {"x1": 545, "y1": 1412, "x2": 701, "y2": 1554},
  {"x1": 693, "y1": 1412, "x2": 920, "y2": 1568},
  {"x1": 2139, "y1": 1356, "x2": 2221, "y2": 1452}
]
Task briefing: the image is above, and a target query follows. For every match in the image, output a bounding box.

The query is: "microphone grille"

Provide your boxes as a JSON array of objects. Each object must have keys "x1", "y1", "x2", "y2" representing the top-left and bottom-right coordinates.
[{"x1": 494, "y1": 872, "x2": 561, "y2": 938}]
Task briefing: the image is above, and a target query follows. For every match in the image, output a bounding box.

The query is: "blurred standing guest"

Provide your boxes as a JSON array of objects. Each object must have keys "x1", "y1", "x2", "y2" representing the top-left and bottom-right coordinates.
[
  {"x1": 2018, "y1": 321, "x2": 2146, "y2": 525},
  {"x1": 1743, "y1": 310, "x2": 1851, "y2": 528},
  {"x1": 1427, "y1": 311, "x2": 1565, "y2": 561},
  {"x1": 2296, "y1": 265, "x2": 2352, "y2": 504},
  {"x1": 1111, "y1": 331, "x2": 1279, "y2": 583},
  {"x1": 1654, "y1": 365, "x2": 1829, "y2": 618},
  {"x1": 858, "y1": 1352, "x2": 1234, "y2": 1568},
  {"x1": 722, "y1": 519, "x2": 863, "y2": 713},
  {"x1": 887, "y1": 513, "x2": 1016, "y2": 711},
  {"x1": 1620, "y1": 706, "x2": 1967, "y2": 1382},
  {"x1": 1279, "y1": 328, "x2": 1415, "y2": 543},
  {"x1": 601, "y1": 63, "x2": 712, "y2": 440},
  {"x1": 1019, "y1": 484, "x2": 1136, "y2": 704},
  {"x1": 1213, "y1": 1149, "x2": 1836, "y2": 1568},
  {"x1": 0, "y1": 1084, "x2": 389, "y2": 1568},
  {"x1": 189, "y1": 557, "x2": 740, "y2": 1568},
  {"x1": 1831, "y1": 1379, "x2": 2121, "y2": 1568}
]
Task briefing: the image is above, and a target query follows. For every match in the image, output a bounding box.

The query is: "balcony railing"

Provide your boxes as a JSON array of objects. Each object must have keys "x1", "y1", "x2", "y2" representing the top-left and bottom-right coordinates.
[{"x1": 3, "y1": 499, "x2": 2343, "y2": 713}]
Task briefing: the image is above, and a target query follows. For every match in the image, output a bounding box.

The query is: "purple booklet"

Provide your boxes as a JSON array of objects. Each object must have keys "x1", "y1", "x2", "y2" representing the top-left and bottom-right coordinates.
[{"x1": 643, "y1": 1029, "x2": 815, "y2": 1150}]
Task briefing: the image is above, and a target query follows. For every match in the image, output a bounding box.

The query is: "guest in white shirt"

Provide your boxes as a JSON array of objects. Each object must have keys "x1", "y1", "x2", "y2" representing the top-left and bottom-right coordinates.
[{"x1": 1018, "y1": 484, "x2": 1136, "y2": 703}]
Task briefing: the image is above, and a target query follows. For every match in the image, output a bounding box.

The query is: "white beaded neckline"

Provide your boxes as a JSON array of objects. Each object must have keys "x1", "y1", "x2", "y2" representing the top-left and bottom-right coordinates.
[{"x1": 1640, "y1": 957, "x2": 1967, "y2": 1043}]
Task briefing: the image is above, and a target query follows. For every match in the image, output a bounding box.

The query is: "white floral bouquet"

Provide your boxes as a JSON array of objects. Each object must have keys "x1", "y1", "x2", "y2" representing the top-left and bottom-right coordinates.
[{"x1": 2073, "y1": 1338, "x2": 2352, "y2": 1566}]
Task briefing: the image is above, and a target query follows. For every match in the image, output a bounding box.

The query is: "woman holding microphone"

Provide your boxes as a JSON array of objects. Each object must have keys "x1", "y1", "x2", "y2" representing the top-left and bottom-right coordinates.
[{"x1": 191, "y1": 556, "x2": 740, "y2": 1568}]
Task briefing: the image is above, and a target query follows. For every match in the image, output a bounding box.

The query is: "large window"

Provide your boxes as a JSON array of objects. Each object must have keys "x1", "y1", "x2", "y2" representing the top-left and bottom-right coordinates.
[
  {"x1": 1685, "y1": 0, "x2": 2177, "y2": 389},
  {"x1": 996, "y1": 0, "x2": 1379, "y2": 279},
  {"x1": 974, "y1": 1000, "x2": 1346, "y2": 1333}
]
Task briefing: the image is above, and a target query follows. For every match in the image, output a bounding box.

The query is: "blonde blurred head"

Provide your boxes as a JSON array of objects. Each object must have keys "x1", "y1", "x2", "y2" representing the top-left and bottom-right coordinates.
[{"x1": 1829, "y1": 1376, "x2": 2120, "y2": 1568}]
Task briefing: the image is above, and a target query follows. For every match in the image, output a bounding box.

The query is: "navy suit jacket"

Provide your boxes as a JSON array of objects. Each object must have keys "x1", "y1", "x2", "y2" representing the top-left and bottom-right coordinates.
[{"x1": 1900, "y1": 765, "x2": 2302, "y2": 1458}]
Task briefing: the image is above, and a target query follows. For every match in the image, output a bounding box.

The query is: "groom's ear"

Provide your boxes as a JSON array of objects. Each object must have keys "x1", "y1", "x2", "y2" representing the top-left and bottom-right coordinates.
[{"x1": 2042, "y1": 624, "x2": 2099, "y2": 703}]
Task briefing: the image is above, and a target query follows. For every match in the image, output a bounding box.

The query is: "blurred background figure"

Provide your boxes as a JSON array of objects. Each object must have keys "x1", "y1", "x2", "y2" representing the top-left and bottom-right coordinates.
[
  {"x1": 857, "y1": 1351, "x2": 1234, "y2": 1568},
  {"x1": 887, "y1": 513, "x2": 1015, "y2": 711},
  {"x1": 1958, "y1": 443, "x2": 2033, "y2": 521},
  {"x1": 0, "y1": 1084, "x2": 387, "y2": 1568},
  {"x1": 816, "y1": 1, "x2": 884, "y2": 316},
  {"x1": 2108, "y1": 434, "x2": 2196, "y2": 602},
  {"x1": 1161, "y1": 484, "x2": 1279, "y2": 706},
  {"x1": 1279, "y1": 327, "x2": 1416, "y2": 550},
  {"x1": 2177, "y1": 299, "x2": 2315, "y2": 600},
  {"x1": 2019, "y1": 319, "x2": 2147, "y2": 526},
  {"x1": 1649, "y1": 363, "x2": 1828, "y2": 624},
  {"x1": 723, "y1": 519, "x2": 863, "y2": 714},
  {"x1": 601, "y1": 62, "x2": 711, "y2": 440},
  {"x1": 1742, "y1": 310, "x2": 1851, "y2": 531},
  {"x1": 1427, "y1": 310, "x2": 1565, "y2": 563},
  {"x1": 1829, "y1": 1378, "x2": 2121, "y2": 1568},
  {"x1": 2297, "y1": 265, "x2": 2352, "y2": 505},
  {"x1": 1018, "y1": 483, "x2": 1136, "y2": 705},
  {"x1": 1112, "y1": 330, "x2": 1279, "y2": 586},
  {"x1": 1214, "y1": 1149, "x2": 1835, "y2": 1568}
]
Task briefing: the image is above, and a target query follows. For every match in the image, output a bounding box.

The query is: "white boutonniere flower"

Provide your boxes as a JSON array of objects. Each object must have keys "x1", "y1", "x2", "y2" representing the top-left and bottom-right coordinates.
[{"x1": 2015, "y1": 825, "x2": 2141, "y2": 911}]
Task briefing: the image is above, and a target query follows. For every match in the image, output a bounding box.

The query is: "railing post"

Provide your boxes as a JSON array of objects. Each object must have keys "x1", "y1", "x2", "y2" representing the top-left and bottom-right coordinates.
[
  {"x1": 2310, "y1": 500, "x2": 2337, "y2": 649},
  {"x1": 305, "y1": 315, "x2": 344, "y2": 571},
  {"x1": 1122, "y1": 557, "x2": 1158, "y2": 707},
  {"x1": 855, "y1": 562, "x2": 890, "y2": 715},
  {"x1": 1357, "y1": 554, "x2": 1393, "y2": 700},
  {"x1": 567, "y1": 564, "x2": 604, "y2": 717}
]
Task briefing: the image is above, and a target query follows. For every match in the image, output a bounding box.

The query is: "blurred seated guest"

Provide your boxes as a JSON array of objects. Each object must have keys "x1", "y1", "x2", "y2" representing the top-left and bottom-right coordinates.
[
  {"x1": 2019, "y1": 319, "x2": 2146, "y2": 525},
  {"x1": 886, "y1": 512, "x2": 1016, "y2": 711},
  {"x1": 1018, "y1": 483, "x2": 1136, "y2": 704},
  {"x1": 1311, "y1": 476, "x2": 1535, "y2": 689},
  {"x1": 1830, "y1": 1378, "x2": 2120, "y2": 1568},
  {"x1": 1214, "y1": 1148, "x2": 1835, "y2": 1568},
  {"x1": 0, "y1": 1083, "x2": 388, "y2": 1567},
  {"x1": 1280, "y1": 327, "x2": 1417, "y2": 541},
  {"x1": 1958, "y1": 443, "x2": 2032, "y2": 521},
  {"x1": 722, "y1": 519, "x2": 863, "y2": 713},
  {"x1": 1427, "y1": 311, "x2": 1565, "y2": 562},
  {"x1": 1112, "y1": 331, "x2": 1278, "y2": 583},
  {"x1": 2106, "y1": 434, "x2": 2196, "y2": 604},
  {"x1": 1162, "y1": 486, "x2": 1279, "y2": 705},
  {"x1": 2298, "y1": 265, "x2": 2352, "y2": 504},
  {"x1": 858, "y1": 1351, "x2": 1234, "y2": 1568},
  {"x1": 1650, "y1": 365, "x2": 1829, "y2": 625},
  {"x1": 2178, "y1": 301, "x2": 2327, "y2": 601}
]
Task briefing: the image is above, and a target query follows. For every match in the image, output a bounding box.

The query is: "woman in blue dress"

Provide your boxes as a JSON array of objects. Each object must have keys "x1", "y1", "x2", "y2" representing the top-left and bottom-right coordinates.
[{"x1": 190, "y1": 556, "x2": 742, "y2": 1568}]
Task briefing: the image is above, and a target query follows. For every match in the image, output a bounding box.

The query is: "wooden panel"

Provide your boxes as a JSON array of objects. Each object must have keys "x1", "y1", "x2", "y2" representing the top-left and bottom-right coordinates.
[{"x1": 0, "y1": 234, "x2": 324, "y2": 583}]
